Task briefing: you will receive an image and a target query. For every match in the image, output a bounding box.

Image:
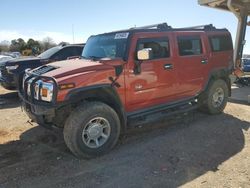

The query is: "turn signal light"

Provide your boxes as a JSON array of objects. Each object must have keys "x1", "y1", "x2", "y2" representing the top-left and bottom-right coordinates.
[
  {"x1": 59, "y1": 83, "x2": 75, "y2": 90},
  {"x1": 41, "y1": 88, "x2": 48, "y2": 97}
]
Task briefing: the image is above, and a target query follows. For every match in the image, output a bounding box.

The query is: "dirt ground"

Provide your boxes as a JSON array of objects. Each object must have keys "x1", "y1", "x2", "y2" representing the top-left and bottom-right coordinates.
[{"x1": 0, "y1": 85, "x2": 249, "y2": 188}]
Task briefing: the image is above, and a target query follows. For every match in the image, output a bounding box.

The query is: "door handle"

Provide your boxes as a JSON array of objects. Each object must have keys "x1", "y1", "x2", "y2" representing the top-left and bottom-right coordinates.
[
  {"x1": 201, "y1": 59, "x2": 208, "y2": 64},
  {"x1": 164, "y1": 64, "x2": 173, "y2": 70}
]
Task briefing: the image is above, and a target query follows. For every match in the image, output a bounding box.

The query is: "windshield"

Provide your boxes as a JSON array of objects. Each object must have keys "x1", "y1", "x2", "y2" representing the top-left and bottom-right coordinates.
[
  {"x1": 82, "y1": 32, "x2": 129, "y2": 60},
  {"x1": 38, "y1": 46, "x2": 61, "y2": 59}
]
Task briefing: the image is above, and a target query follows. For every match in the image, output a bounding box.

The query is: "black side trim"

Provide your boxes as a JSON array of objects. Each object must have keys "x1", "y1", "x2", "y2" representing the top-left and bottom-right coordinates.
[
  {"x1": 202, "y1": 68, "x2": 232, "y2": 96},
  {"x1": 127, "y1": 96, "x2": 196, "y2": 119},
  {"x1": 65, "y1": 84, "x2": 127, "y2": 132},
  {"x1": 127, "y1": 97, "x2": 197, "y2": 128},
  {"x1": 65, "y1": 84, "x2": 111, "y2": 101}
]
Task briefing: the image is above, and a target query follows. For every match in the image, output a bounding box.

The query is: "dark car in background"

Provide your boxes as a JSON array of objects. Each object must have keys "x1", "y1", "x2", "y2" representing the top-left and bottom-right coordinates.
[
  {"x1": 242, "y1": 59, "x2": 250, "y2": 72},
  {"x1": 0, "y1": 44, "x2": 84, "y2": 90}
]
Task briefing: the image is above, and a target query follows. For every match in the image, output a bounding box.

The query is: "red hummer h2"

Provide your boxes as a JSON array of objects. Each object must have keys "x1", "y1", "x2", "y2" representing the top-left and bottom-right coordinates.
[{"x1": 20, "y1": 23, "x2": 233, "y2": 158}]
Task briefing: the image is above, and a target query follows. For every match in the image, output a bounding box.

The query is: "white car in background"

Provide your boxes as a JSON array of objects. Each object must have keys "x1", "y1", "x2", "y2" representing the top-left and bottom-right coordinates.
[{"x1": 0, "y1": 55, "x2": 13, "y2": 63}]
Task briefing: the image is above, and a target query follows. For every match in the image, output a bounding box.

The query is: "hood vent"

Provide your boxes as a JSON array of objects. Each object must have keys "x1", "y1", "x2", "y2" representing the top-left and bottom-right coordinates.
[{"x1": 32, "y1": 65, "x2": 57, "y2": 75}]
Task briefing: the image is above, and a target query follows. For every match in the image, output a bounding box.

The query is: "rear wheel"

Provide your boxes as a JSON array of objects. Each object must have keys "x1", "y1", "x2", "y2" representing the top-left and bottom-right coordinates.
[
  {"x1": 199, "y1": 79, "x2": 229, "y2": 114},
  {"x1": 63, "y1": 101, "x2": 121, "y2": 159}
]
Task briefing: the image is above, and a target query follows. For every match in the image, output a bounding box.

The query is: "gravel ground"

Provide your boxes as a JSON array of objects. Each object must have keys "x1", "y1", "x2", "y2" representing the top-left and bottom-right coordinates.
[{"x1": 0, "y1": 85, "x2": 249, "y2": 188}]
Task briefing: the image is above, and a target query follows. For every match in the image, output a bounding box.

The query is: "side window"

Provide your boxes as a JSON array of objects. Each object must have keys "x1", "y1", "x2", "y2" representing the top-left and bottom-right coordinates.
[
  {"x1": 52, "y1": 47, "x2": 82, "y2": 60},
  {"x1": 76, "y1": 46, "x2": 84, "y2": 55},
  {"x1": 178, "y1": 36, "x2": 203, "y2": 56},
  {"x1": 209, "y1": 35, "x2": 233, "y2": 52},
  {"x1": 137, "y1": 38, "x2": 170, "y2": 60},
  {"x1": 51, "y1": 49, "x2": 66, "y2": 60},
  {"x1": 70, "y1": 46, "x2": 84, "y2": 56}
]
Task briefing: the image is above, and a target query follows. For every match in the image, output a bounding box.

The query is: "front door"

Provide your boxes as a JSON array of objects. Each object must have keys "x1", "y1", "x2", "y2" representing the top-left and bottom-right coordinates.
[{"x1": 125, "y1": 33, "x2": 179, "y2": 113}]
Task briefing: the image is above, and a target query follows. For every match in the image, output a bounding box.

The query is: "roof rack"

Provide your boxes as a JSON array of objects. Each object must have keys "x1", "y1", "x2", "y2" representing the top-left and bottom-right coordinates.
[
  {"x1": 179, "y1": 24, "x2": 216, "y2": 30},
  {"x1": 108, "y1": 23, "x2": 219, "y2": 34},
  {"x1": 110, "y1": 22, "x2": 172, "y2": 33},
  {"x1": 130, "y1": 23, "x2": 172, "y2": 30}
]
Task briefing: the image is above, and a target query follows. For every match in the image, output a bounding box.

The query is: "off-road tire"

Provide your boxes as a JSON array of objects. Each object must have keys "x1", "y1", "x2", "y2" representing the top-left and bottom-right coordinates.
[
  {"x1": 198, "y1": 79, "x2": 229, "y2": 114},
  {"x1": 63, "y1": 101, "x2": 121, "y2": 159},
  {"x1": 0, "y1": 83, "x2": 16, "y2": 90}
]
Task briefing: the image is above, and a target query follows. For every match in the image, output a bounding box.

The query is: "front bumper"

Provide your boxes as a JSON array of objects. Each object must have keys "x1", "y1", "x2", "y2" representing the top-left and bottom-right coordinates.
[
  {"x1": 20, "y1": 93, "x2": 57, "y2": 126},
  {"x1": 20, "y1": 69, "x2": 60, "y2": 125}
]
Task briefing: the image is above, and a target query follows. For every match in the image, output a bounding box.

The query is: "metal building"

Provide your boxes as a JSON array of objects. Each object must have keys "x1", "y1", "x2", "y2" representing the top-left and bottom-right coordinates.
[{"x1": 199, "y1": 0, "x2": 250, "y2": 75}]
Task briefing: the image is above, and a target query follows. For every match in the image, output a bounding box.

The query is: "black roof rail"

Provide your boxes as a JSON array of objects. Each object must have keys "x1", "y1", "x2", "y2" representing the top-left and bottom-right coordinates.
[
  {"x1": 179, "y1": 24, "x2": 216, "y2": 30},
  {"x1": 130, "y1": 22, "x2": 172, "y2": 30},
  {"x1": 109, "y1": 22, "x2": 172, "y2": 33},
  {"x1": 103, "y1": 23, "x2": 223, "y2": 35}
]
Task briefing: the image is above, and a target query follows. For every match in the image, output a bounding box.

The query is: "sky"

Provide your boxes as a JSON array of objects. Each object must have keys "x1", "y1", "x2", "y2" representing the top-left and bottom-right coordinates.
[{"x1": 0, "y1": 0, "x2": 250, "y2": 53}]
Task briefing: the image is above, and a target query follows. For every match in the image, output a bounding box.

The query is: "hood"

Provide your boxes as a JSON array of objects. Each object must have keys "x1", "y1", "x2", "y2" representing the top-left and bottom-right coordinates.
[
  {"x1": 41, "y1": 58, "x2": 121, "y2": 79},
  {"x1": 5, "y1": 56, "x2": 41, "y2": 66}
]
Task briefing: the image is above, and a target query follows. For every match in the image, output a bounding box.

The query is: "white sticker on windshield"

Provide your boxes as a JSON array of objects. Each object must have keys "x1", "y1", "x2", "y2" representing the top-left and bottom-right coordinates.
[{"x1": 114, "y1": 32, "x2": 129, "y2": 39}]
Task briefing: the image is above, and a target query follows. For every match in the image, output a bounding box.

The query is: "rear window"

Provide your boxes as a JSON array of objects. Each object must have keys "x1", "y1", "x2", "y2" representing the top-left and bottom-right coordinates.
[
  {"x1": 178, "y1": 36, "x2": 203, "y2": 56},
  {"x1": 209, "y1": 35, "x2": 233, "y2": 52}
]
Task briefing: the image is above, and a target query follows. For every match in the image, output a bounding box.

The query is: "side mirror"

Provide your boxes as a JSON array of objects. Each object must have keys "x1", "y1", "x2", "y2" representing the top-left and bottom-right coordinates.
[
  {"x1": 134, "y1": 48, "x2": 152, "y2": 74},
  {"x1": 137, "y1": 48, "x2": 153, "y2": 61}
]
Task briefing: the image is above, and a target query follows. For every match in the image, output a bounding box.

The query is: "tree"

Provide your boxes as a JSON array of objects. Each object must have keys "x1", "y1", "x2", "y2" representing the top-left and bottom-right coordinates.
[
  {"x1": 41, "y1": 37, "x2": 56, "y2": 51},
  {"x1": 9, "y1": 38, "x2": 26, "y2": 52},
  {"x1": 0, "y1": 45, "x2": 9, "y2": 52},
  {"x1": 0, "y1": 41, "x2": 10, "y2": 52},
  {"x1": 26, "y1": 38, "x2": 42, "y2": 55}
]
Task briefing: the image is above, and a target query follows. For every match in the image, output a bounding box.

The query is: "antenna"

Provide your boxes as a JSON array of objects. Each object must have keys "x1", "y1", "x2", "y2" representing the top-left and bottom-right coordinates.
[{"x1": 72, "y1": 24, "x2": 75, "y2": 44}]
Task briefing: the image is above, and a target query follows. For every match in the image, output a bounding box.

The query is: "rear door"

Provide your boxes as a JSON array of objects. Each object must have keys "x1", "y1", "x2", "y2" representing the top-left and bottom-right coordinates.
[
  {"x1": 174, "y1": 32, "x2": 209, "y2": 98},
  {"x1": 125, "y1": 33, "x2": 179, "y2": 112},
  {"x1": 207, "y1": 34, "x2": 233, "y2": 70}
]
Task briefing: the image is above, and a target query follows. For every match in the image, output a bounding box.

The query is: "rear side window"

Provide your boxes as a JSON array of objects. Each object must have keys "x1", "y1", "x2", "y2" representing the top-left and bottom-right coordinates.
[
  {"x1": 137, "y1": 38, "x2": 170, "y2": 59},
  {"x1": 209, "y1": 35, "x2": 233, "y2": 52},
  {"x1": 178, "y1": 36, "x2": 203, "y2": 56}
]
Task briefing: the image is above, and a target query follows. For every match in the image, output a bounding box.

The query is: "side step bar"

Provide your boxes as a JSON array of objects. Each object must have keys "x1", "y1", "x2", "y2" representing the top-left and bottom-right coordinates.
[{"x1": 127, "y1": 99, "x2": 197, "y2": 128}]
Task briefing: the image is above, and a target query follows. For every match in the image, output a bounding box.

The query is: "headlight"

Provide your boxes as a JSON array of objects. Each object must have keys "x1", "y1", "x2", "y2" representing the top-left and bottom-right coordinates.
[
  {"x1": 25, "y1": 78, "x2": 54, "y2": 102},
  {"x1": 33, "y1": 80, "x2": 54, "y2": 102},
  {"x1": 6, "y1": 65, "x2": 19, "y2": 72}
]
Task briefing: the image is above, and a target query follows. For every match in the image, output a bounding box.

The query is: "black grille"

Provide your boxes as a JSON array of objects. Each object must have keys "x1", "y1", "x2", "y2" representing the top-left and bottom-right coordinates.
[{"x1": 0, "y1": 66, "x2": 10, "y2": 80}]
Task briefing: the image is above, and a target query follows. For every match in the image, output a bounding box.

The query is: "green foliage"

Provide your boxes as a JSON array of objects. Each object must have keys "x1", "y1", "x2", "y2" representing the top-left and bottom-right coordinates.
[
  {"x1": 9, "y1": 38, "x2": 26, "y2": 52},
  {"x1": 5, "y1": 37, "x2": 57, "y2": 55},
  {"x1": 0, "y1": 45, "x2": 9, "y2": 52},
  {"x1": 26, "y1": 38, "x2": 42, "y2": 55}
]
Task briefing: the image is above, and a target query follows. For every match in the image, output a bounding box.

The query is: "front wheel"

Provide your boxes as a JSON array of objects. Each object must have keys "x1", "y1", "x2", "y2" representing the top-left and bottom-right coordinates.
[
  {"x1": 198, "y1": 79, "x2": 229, "y2": 114},
  {"x1": 63, "y1": 102, "x2": 121, "y2": 159},
  {"x1": 0, "y1": 82, "x2": 16, "y2": 90}
]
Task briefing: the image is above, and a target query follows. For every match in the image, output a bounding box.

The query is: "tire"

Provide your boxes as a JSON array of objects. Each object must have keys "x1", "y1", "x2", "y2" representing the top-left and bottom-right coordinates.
[
  {"x1": 0, "y1": 83, "x2": 16, "y2": 90},
  {"x1": 198, "y1": 79, "x2": 229, "y2": 114},
  {"x1": 63, "y1": 101, "x2": 121, "y2": 159}
]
